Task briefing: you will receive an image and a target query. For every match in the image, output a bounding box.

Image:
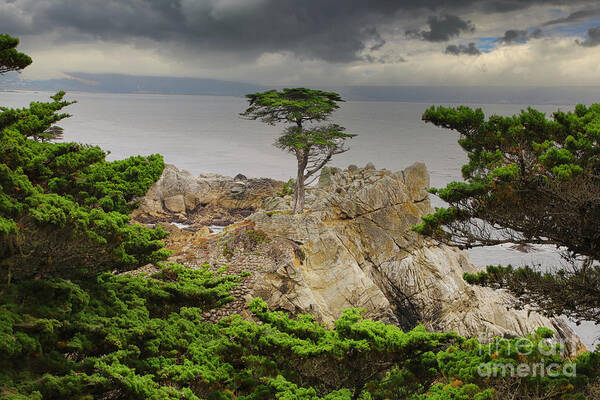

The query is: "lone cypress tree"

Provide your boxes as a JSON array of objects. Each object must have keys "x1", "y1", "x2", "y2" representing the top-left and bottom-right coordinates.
[{"x1": 241, "y1": 88, "x2": 355, "y2": 213}]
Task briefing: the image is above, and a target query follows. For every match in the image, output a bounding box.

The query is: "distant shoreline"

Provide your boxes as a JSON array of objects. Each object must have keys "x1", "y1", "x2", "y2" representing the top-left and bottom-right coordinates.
[{"x1": 1, "y1": 87, "x2": 595, "y2": 106}]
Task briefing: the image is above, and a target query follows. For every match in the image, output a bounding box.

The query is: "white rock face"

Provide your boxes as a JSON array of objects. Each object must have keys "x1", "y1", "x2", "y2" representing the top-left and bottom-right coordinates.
[{"x1": 250, "y1": 162, "x2": 584, "y2": 354}]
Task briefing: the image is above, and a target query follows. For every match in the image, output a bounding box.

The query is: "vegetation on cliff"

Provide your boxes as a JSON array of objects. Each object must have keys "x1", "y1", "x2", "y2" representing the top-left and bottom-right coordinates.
[{"x1": 415, "y1": 105, "x2": 600, "y2": 326}]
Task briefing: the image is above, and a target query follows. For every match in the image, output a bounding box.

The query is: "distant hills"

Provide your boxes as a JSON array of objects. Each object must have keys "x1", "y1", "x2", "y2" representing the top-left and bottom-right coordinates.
[
  {"x1": 338, "y1": 85, "x2": 600, "y2": 105},
  {"x1": 1, "y1": 72, "x2": 599, "y2": 105},
  {"x1": 0, "y1": 72, "x2": 264, "y2": 97}
]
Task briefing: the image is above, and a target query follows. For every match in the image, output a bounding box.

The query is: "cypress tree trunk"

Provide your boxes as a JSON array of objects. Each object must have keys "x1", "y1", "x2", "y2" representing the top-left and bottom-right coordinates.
[{"x1": 293, "y1": 148, "x2": 308, "y2": 214}]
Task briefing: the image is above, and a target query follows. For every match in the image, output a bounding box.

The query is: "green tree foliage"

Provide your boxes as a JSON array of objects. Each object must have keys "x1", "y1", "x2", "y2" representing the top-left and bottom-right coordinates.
[
  {"x1": 0, "y1": 91, "x2": 73, "y2": 142},
  {"x1": 0, "y1": 263, "x2": 239, "y2": 399},
  {"x1": 0, "y1": 93, "x2": 168, "y2": 281},
  {"x1": 241, "y1": 88, "x2": 356, "y2": 213},
  {"x1": 0, "y1": 36, "x2": 168, "y2": 281},
  {"x1": 0, "y1": 34, "x2": 32, "y2": 74},
  {"x1": 463, "y1": 263, "x2": 600, "y2": 325},
  {"x1": 0, "y1": 93, "x2": 167, "y2": 281},
  {"x1": 414, "y1": 105, "x2": 600, "y2": 324},
  {"x1": 1, "y1": 268, "x2": 597, "y2": 399}
]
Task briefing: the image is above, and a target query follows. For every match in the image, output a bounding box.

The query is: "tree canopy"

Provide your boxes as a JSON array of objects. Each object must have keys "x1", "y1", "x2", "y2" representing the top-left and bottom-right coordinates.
[
  {"x1": 241, "y1": 88, "x2": 343, "y2": 126},
  {"x1": 414, "y1": 104, "x2": 600, "y2": 325},
  {"x1": 0, "y1": 34, "x2": 32, "y2": 74},
  {"x1": 242, "y1": 88, "x2": 355, "y2": 213},
  {"x1": 2, "y1": 265, "x2": 598, "y2": 399}
]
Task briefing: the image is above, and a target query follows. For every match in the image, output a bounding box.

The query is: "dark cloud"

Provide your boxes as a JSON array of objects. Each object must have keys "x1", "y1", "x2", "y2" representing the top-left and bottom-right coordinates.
[
  {"x1": 496, "y1": 28, "x2": 543, "y2": 44},
  {"x1": 445, "y1": 42, "x2": 481, "y2": 55},
  {"x1": 362, "y1": 54, "x2": 406, "y2": 63},
  {"x1": 578, "y1": 26, "x2": 600, "y2": 47},
  {"x1": 406, "y1": 15, "x2": 475, "y2": 42},
  {"x1": 1, "y1": 0, "x2": 413, "y2": 63},
  {"x1": 543, "y1": 8, "x2": 600, "y2": 26},
  {"x1": 2, "y1": 0, "x2": 599, "y2": 64}
]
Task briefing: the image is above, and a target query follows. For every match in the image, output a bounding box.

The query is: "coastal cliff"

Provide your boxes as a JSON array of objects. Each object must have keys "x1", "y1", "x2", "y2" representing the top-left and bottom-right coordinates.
[{"x1": 133, "y1": 163, "x2": 584, "y2": 354}]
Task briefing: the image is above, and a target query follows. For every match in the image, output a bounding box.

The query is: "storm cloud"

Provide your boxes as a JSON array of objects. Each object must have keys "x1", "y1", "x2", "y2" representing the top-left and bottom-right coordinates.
[
  {"x1": 2, "y1": 0, "x2": 598, "y2": 64},
  {"x1": 445, "y1": 43, "x2": 481, "y2": 55},
  {"x1": 3, "y1": 0, "x2": 600, "y2": 87},
  {"x1": 407, "y1": 15, "x2": 475, "y2": 42}
]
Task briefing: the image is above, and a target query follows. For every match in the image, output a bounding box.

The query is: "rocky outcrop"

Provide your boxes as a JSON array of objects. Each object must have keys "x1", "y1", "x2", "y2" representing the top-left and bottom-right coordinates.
[
  {"x1": 132, "y1": 164, "x2": 282, "y2": 227},
  {"x1": 248, "y1": 163, "x2": 583, "y2": 354},
  {"x1": 136, "y1": 162, "x2": 584, "y2": 354}
]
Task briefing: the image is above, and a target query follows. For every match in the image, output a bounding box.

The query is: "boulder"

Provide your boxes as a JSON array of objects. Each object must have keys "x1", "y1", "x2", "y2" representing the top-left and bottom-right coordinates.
[
  {"x1": 164, "y1": 194, "x2": 186, "y2": 213},
  {"x1": 317, "y1": 166, "x2": 334, "y2": 188},
  {"x1": 262, "y1": 196, "x2": 289, "y2": 211}
]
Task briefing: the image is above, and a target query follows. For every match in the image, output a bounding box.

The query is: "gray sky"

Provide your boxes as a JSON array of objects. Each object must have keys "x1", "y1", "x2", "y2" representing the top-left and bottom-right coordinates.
[{"x1": 3, "y1": 0, "x2": 600, "y2": 86}]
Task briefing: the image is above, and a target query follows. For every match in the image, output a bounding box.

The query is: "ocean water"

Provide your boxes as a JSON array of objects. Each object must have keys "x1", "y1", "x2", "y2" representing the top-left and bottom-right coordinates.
[{"x1": 1, "y1": 91, "x2": 597, "y2": 347}]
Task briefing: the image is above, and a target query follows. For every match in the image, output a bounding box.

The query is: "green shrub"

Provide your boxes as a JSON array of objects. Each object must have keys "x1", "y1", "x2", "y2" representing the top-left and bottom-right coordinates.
[{"x1": 277, "y1": 178, "x2": 296, "y2": 197}]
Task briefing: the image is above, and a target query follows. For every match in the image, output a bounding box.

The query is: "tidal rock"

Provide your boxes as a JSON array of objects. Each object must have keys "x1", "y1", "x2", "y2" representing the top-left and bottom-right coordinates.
[{"x1": 136, "y1": 163, "x2": 584, "y2": 354}]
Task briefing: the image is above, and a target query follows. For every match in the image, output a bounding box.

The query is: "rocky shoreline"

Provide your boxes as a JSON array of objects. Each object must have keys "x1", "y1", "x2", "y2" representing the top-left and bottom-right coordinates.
[
  {"x1": 131, "y1": 166, "x2": 283, "y2": 228},
  {"x1": 131, "y1": 163, "x2": 585, "y2": 356}
]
